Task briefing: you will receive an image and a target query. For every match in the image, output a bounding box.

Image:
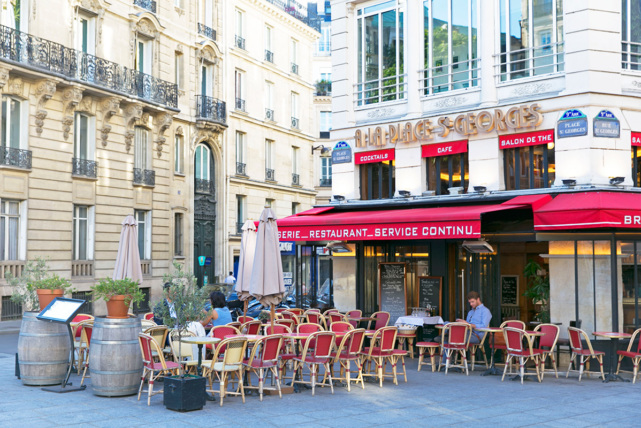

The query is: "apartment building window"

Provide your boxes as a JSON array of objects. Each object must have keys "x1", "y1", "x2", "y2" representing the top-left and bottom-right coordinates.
[
  {"x1": 174, "y1": 213, "x2": 183, "y2": 256},
  {"x1": 6, "y1": 0, "x2": 28, "y2": 31},
  {"x1": 134, "y1": 126, "x2": 151, "y2": 171},
  {"x1": 356, "y1": 1, "x2": 405, "y2": 105},
  {"x1": 135, "y1": 210, "x2": 151, "y2": 260},
  {"x1": 73, "y1": 113, "x2": 96, "y2": 178},
  {"x1": 265, "y1": 26, "x2": 274, "y2": 62},
  {"x1": 174, "y1": 133, "x2": 184, "y2": 174},
  {"x1": 265, "y1": 81, "x2": 274, "y2": 121},
  {"x1": 0, "y1": 199, "x2": 20, "y2": 261},
  {"x1": 291, "y1": 92, "x2": 299, "y2": 129},
  {"x1": 235, "y1": 70, "x2": 246, "y2": 111},
  {"x1": 422, "y1": 0, "x2": 479, "y2": 95},
  {"x1": 292, "y1": 146, "x2": 300, "y2": 185},
  {"x1": 316, "y1": 22, "x2": 331, "y2": 54},
  {"x1": 236, "y1": 195, "x2": 246, "y2": 234},
  {"x1": 73, "y1": 205, "x2": 94, "y2": 261},
  {"x1": 235, "y1": 9, "x2": 245, "y2": 49},
  {"x1": 503, "y1": 143, "x2": 555, "y2": 191},
  {"x1": 201, "y1": 64, "x2": 214, "y2": 97},
  {"x1": 622, "y1": 0, "x2": 641, "y2": 70},
  {"x1": 632, "y1": 140, "x2": 641, "y2": 187},
  {"x1": 320, "y1": 157, "x2": 332, "y2": 187},
  {"x1": 360, "y1": 161, "x2": 395, "y2": 200},
  {"x1": 195, "y1": 144, "x2": 211, "y2": 181},
  {"x1": 498, "y1": 0, "x2": 564, "y2": 82},
  {"x1": 76, "y1": 13, "x2": 95, "y2": 83},
  {"x1": 235, "y1": 131, "x2": 246, "y2": 176},
  {"x1": 175, "y1": 52, "x2": 184, "y2": 90},
  {"x1": 320, "y1": 111, "x2": 331, "y2": 138},
  {"x1": 1, "y1": 95, "x2": 24, "y2": 150},
  {"x1": 135, "y1": 38, "x2": 152, "y2": 75},
  {"x1": 291, "y1": 39, "x2": 299, "y2": 74},
  {"x1": 426, "y1": 150, "x2": 469, "y2": 196},
  {"x1": 265, "y1": 139, "x2": 275, "y2": 181},
  {"x1": 292, "y1": 202, "x2": 300, "y2": 215}
]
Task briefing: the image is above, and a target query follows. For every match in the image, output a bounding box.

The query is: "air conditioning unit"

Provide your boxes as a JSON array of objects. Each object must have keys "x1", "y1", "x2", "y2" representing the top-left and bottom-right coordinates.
[{"x1": 462, "y1": 240, "x2": 494, "y2": 254}]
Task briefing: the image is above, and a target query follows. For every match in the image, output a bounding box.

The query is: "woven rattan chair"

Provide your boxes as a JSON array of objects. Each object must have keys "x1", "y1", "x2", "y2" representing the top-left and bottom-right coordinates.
[
  {"x1": 292, "y1": 331, "x2": 336, "y2": 396},
  {"x1": 367, "y1": 311, "x2": 391, "y2": 331},
  {"x1": 501, "y1": 327, "x2": 543, "y2": 384},
  {"x1": 203, "y1": 337, "x2": 248, "y2": 406},
  {"x1": 566, "y1": 326, "x2": 605, "y2": 381},
  {"x1": 330, "y1": 328, "x2": 366, "y2": 391},
  {"x1": 168, "y1": 330, "x2": 198, "y2": 374},
  {"x1": 616, "y1": 328, "x2": 641, "y2": 383},
  {"x1": 439, "y1": 322, "x2": 471, "y2": 375},
  {"x1": 360, "y1": 326, "x2": 397, "y2": 387},
  {"x1": 236, "y1": 315, "x2": 254, "y2": 324},
  {"x1": 137, "y1": 333, "x2": 180, "y2": 406},
  {"x1": 243, "y1": 334, "x2": 284, "y2": 401},
  {"x1": 78, "y1": 321, "x2": 93, "y2": 386},
  {"x1": 534, "y1": 323, "x2": 560, "y2": 379},
  {"x1": 241, "y1": 320, "x2": 262, "y2": 335}
]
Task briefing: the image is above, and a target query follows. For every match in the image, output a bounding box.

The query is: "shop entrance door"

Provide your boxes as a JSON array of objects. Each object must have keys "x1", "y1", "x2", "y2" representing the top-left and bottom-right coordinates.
[
  {"x1": 296, "y1": 245, "x2": 333, "y2": 308},
  {"x1": 455, "y1": 245, "x2": 500, "y2": 323}
]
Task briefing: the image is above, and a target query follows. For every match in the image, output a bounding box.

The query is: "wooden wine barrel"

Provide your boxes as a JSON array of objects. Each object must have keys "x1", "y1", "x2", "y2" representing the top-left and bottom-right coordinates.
[
  {"x1": 18, "y1": 311, "x2": 71, "y2": 386},
  {"x1": 89, "y1": 316, "x2": 143, "y2": 397}
]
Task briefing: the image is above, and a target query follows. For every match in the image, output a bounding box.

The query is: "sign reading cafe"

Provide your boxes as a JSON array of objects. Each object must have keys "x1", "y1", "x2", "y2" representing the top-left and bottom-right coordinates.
[{"x1": 354, "y1": 103, "x2": 543, "y2": 148}]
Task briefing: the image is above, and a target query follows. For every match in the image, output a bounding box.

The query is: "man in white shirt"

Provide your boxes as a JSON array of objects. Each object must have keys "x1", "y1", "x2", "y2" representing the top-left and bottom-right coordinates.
[{"x1": 224, "y1": 271, "x2": 236, "y2": 285}]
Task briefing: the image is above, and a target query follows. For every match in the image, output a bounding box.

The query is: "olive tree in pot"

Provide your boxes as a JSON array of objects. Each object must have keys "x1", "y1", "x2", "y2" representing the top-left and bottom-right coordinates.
[
  {"x1": 523, "y1": 260, "x2": 550, "y2": 323},
  {"x1": 154, "y1": 262, "x2": 209, "y2": 412},
  {"x1": 8, "y1": 257, "x2": 75, "y2": 311},
  {"x1": 91, "y1": 278, "x2": 145, "y2": 318}
]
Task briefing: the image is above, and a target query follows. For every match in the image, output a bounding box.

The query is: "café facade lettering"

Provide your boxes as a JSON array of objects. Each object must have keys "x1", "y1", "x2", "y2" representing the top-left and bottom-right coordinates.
[{"x1": 354, "y1": 103, "x2": 543, "y2": 148}]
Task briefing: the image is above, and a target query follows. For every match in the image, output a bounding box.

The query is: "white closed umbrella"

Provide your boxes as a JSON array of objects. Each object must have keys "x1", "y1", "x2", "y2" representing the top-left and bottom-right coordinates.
[
  {"x1": 249, "y1": 207, "x2": 286, "y2": 328},
  {"x1": 234, "y1": 220, "x2": 257, "y2": 316},
  {"x1": 113, "y1": 215, "x2": 143, "y2": 284}
]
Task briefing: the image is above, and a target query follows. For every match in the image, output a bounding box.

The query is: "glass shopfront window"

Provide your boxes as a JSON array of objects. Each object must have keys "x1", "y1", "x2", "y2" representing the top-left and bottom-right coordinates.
[
  {"x1": 359, "y1": 161, "x2": 395, "y2": 200},
  {"x1": 503, "y1": 143, "x2": 555, "y2": 190},
  {"x1": 622, "y1": 0, "x2": 641, "y2": 70},
  {"x1": 426, "y1": 152, "x2": 468, "y2": 195}
]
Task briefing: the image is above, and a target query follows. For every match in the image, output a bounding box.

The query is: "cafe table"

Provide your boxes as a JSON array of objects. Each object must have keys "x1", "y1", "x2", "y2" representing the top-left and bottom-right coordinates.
[
  {"x1": 475, "y1": 326, "x2": 504, "y2": 376},
  {"x1": 593, "y1": 331, "x2": 632, "y2": 382},
  {"x1": 179, "y1": 336, "x2": 221, "y2": 377}
]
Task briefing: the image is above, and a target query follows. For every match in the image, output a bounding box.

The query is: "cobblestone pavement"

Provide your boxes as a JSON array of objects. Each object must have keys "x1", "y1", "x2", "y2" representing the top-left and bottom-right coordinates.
[{"x1": 1, "y1": 351, "x2": 640, "y2": 428}]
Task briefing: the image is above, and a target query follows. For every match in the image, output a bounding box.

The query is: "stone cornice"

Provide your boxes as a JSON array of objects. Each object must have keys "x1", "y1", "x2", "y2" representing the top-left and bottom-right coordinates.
[{"x1": 248, "y1": 0, "x2": 320, "y2": 40}]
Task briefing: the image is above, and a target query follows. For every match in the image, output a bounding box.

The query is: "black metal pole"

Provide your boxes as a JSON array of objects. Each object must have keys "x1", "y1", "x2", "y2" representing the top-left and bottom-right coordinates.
[
  {"x1": 611, "y1": 234, "x2": 619, "y2": 331},
  {"x1": 575, "y1": 241, "x2": 579, "y2": 322}
]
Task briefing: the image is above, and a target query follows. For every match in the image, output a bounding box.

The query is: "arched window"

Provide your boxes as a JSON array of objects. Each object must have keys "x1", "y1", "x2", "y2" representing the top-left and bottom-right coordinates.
[{"x1": 195, "y1": 144, "x2": 211, "y2": 180}]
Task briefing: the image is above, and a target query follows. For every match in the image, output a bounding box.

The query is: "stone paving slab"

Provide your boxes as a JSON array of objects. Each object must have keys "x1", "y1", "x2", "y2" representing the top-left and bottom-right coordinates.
[{"x1": 1, "y1": 352, "x2": 640, "y2": 427}]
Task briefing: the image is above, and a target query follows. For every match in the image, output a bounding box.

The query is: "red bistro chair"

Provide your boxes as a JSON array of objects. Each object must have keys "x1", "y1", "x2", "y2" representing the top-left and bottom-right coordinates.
[
  {"x1": 439, "y1": 322, "x2": 471, "y2": 375},
  {"x1": 330, "y1": 321, "x2": 354, "y2": 347},
  {"x1": 243, "y1": 334, "x2": 284, "y2": 401},
  {"x1": 275, "y1": 318, "x2": 296, "y2": 331},
  {"x1": 616, "y1": 327, "x2": 641, "y2": 383},
  {"x1": 237, "y1": 315, "x2": 254, "y2": 324},
  {"x1": 292, "y1": 331, "x2": 336, "y2": 396},
  {"x1": 534, "y1": 323, "x2": 560, "y2": 379},
  {"x1": 208, "y1": 325, "x2": 241, "y2": 355},
  {"x1": 329, "y1": 312, "x2": 348, "y2": 326},
  {"x1": 137, "y1": 333, "x2": 180, "y2": 406},
  {"x1": 288, "y1": 308, "x2": 304, "y2": 316},
  {"x1": 143, "y1": 312, "x2": 155, "y2": 321},
  {"x1": 78, "y1": 321, "x2": 93, "y2": 386},
  {"x1": 297, "y1": 323, "x2": 323, "y2": 352},
  {"x1": 241, "y1": 320, "x2": 262, "y2": 335},
  {"x1": 360, "y1": 326, "x2": 397, "y2": 387},
  {"x1": 265, "y1": 324, "x2": 296, "y2": 382},
  {"x1": 346, "y1": 309, "x2": 362, "y2": 328},
  {"x1": 566, "y1": 327, "x2": 605, "y2": 381},
  {"x1": 305, "y1": 311, "x2": 326, "y2": 329},
  {"x1": 331, "y1": 328, "x2": 366, "y2": 391},
  {"x1": 501, "y1": 327, "x2": 543, "y2": 384},
  {"x1": 368, "y1": 311, "x2": 391, "y2": 331}
]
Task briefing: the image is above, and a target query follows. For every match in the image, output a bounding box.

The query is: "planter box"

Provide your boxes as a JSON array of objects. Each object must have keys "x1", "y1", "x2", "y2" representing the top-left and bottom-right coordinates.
[{"x1": 163, "y1": 375, "x2": 206, "y2": 412}]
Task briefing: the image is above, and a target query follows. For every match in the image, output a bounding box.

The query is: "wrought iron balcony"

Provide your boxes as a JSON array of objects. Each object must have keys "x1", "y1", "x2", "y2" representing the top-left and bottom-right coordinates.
[
  {"x1": 198, "y1": 23, "x2": 216, "y2": 41},
  {"x1": 0, "y1": 25, "x2": 178, "y2": 109},
  {"x1": 291, "y1": 117, "x2": 299, "y2": 129},
  {"x1": 235, "y1": 35, "x2": 245, "y2": 50},
  {"x1": 291, "y1": 62, "x2": 299, "y2": 75},
  {"x1": 319, "y1": 177, "x2": 332, "y2": 187},
  {"x1": 265, "y1": 50, "x2": 274, "y2": 63},
  {"x1": 292, "y1": 173, "x2": 300, "y2": 186},
  {"x1": 236, "y1": 222, "x2": 244, "y2": 235},
  {"x1": 195, "y1": 178, "x2": 214, "y2": 194},
  {"x1": 72, "y1": 158, "x2": 97, "y2": 178},
  {"x1": 265, "y1": 108, "x2": 274, "y2": 121},
  {"x1": 265, "y1": 168, "x2": 275, "y2": 181},
  {"x1": 134, "y1": 0, "x2": 156, "y2": 13},
  {"x1": 0, "y1": 147, "x2": 31, "y2": 169},
  {"x1": 236, "y1": 162, "x2": 247, "y2": 176},
  {"x1": 235, "y1": 98, "x2": 246, "y2": 112},
  {"x1": 314, "y1": 81, "x2": 332, "y2": 96},
  {"x1": 196, "y1": 95, "x2": 226, "y2": 124},
  {"x1": 133, "y1": 168, "x2": 155, "y2": 186}
]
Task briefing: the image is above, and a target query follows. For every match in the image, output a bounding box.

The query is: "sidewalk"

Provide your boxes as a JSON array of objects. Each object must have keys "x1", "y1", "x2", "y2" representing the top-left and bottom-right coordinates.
[
  {"x1": 1, "y1": 352, "x2": 640, "y2": 427},
  {"x1": 0, "y1": 320, "x2": 21, "y2": 335}
]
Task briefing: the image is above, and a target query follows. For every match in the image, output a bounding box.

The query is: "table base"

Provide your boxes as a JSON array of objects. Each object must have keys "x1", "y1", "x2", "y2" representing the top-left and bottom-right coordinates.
[
  {"x1": 480, "y1": 366, "x2": 502, "y2": 376},
  {"x1": 603, "y1": 373, "x2": 630, "y2": 383}
]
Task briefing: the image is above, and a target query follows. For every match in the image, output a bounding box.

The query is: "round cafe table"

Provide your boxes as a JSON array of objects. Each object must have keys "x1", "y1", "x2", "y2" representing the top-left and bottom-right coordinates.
[
  {"x1": 475, "y1": 327, "x2": 504, "y2": 376},
  {"x1": 593, "y1": 331, "x2": 632, "y2": 382},
  {"x1": 179, "y1": 336, "x2": 221, "y2": 377}
]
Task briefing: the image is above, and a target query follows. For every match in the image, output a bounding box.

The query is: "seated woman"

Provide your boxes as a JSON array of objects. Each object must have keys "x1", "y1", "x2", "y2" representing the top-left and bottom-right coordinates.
[{"x1": 201, "y1": 291, "x2": 232, "y2": 328}]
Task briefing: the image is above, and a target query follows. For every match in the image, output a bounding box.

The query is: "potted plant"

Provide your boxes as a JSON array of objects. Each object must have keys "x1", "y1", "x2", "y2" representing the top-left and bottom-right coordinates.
[
  {"x1": 154, "y1": 261, "x2": 209, "y2": 412},
  {"x1": 8, "y1": 257, "x2": 74, "y2": 311},
  {"x1": 91, "y1": 278, "x2": 144, "y2": 319},
  {"x1": 523, "y1": 260, "x2": 550, "y2": 323}
]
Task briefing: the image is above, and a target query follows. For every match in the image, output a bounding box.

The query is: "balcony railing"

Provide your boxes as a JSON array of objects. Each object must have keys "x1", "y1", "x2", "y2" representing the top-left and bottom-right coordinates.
[
  {"x1": 265, "y1": 108, "x2": 274, "y2": 121},
  {"x1": 420, "y1": 59, "x2": 481, "y2": 96},
  {"x1": 314, "y1": 81, "x2": 331, "y2": 96},
  {"x1": 355, "y1": 74, "x2": 407, "y2": 106},
  {"x1": 196, "y1": 95, "x2": 226, "y2": 124},
  {"x1": 141, "y1": 260, "x2": 151, "y2": 276},
  {"x1": 236, "y1": 162, "x2": 246, "y2": 176},
  {"x1": 291, "y1": 117, "x2": 299, "y2": 129},
  {"x1": 292, "y1": 173, "x2": 300, "y2": 186},
  {"x1": 0, "y1": 25, "x2": 178, "y2": 108},
  {"x1": 71, "y1": 260, "x2": 94, "y2": 278},
  {"x1": 291, "y1": 62, "x2": 299, "y2": 75},
  {"x1": 266, "y1": 168, "x2": 276, "y2": 181},
  {"x1": 265, "y1": 50, "x2": 274, "y2": 63},
  {"x1": 1, "y1": 296, "x2": 22, "y2": 320},
  {"x1": 195, "y1": 178, "x2": 214, "y2": 194},
  {"x1": 133, "y1": 168, "x2": 155, "y2": 186},
  {"x1": 0, "y1": 146, "x2": 31, "y2": 169},
  {"x1": 495, "y1": 42, "x2": 564, "y2": 82},
  {"x1": 319, "y1": 177, "x2": 332, "y2": 187},
  {"x1": 198, "y1": 23, "x2": 216, "y2": 41},
  {"x1": 134, "y1": 0, "x2": 156, "y2": 13},
  {"x1": 235, "y1": 35, "x2": 245, "y2": 50},
  {"x1": 622, "y1": 41, "x2": 641, "y2": 70},
  {"x1": 72, "y1": 158, "x2": 97, "y2": 178},
  {"x1": 0, "y1": 260, "x2": 25, "y2": 280},
  {"x1": 235, "y1": 98, "x2": 246, "y2": 112}
]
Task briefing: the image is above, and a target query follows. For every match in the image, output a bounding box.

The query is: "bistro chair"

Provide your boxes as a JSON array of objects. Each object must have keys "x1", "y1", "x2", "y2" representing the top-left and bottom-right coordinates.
[
  {"x1": 328, "y1": 312, "x2": 348, "y2": 326},
  {"x1": 227, "y1": 321, "x2": 242, "y2": 330},
  {"x1": 439, "y1": 322, "x2": 471, "y2": 375},
  {"x1": 72, "y1": 319, "x2": 93, "y2": 373},
  {"x1": 616, "y1": 327, "x2": 641, "y2": 383},
  {"x1": 292, "y1": 331, "x2": 336, "y2": 396},
  {"x1": 368, "y1": 311, "x2": 391, "y2": 331},
  {"x1": 143, "y1": 312, "x2": 155, "y2": 321},
  {"x1": 501, "y1": 327, "x2": 543, "y2": 384},
  {"x1": 168, "y1": 330, "x2": 198, "y2": 374},
  {"x1": 288, "y1": 308, "x2": 304, "y2": 316},
  {"x1": 330, "y1": 328, "x2": 366, "y2": 391},
  {"x1": 360, "y1": 326, "x2": 398, "y2": 387},
  {"x1": 534, "y1": 323, "x2": 560, "y2": 379},
  {"x1": 297, "y1": 323, "x2": 323, "y2": 352},
  {"x1": 468, "y1": 330, "x2": 488, "y2": 371},
  {"x1": 203, "y1": 337, "x2": 248, "y2": 406},
  {"x1": 566, "y1": 326, "x2": 605, "y2": 382},
  {"x1": 241, "y1": 320, "x2": 262, "y2": 335},
  {"x1": 490, "y1": 320, "x2": 526, "y2": 367},
  {"x1": 237, "y1": 315, "x2": 254, "y2": 324},
  {"x1": 243, "y1": 334, "x2": 284, "y2": 401},
  {"x1": 280, "y1": 310, "x2": 298, "y2": 323},
  {"x1": 137, "y1": 333, "x2": 180, "y2": 406},
  {"x1": 346, "y1": 309, "x2": 362, "y2": 328},
  {"x1": 305, "y1": 311, "x2": 326, "y2": 329},
  {"x1": 275, "y1": 318, "x2": 296, "y2": 331},
  {"x1": 388, "y1": 339, "x2": 409, "y2": 384},
  {"x1": 265, "y1": 324, "x2": 296, "y2": 382},
  {"x1": 144, "y1": 325, "x2": 170, "y2": 359},
  {"x1": 78, "y1": 321, "x2": 93, "y2": 386},
  {"x1": 208, "y1": 325, "x2": 241, "y2": 356},
  {"x1": 330, "y1": 321, "x2": 354, "y2": 347},
  {"x1": 417, "y1": 341, "x2": 441, "y2": 372},
  {"x1": 140, "y1": 319, "x2": 157, "y2": 330}
]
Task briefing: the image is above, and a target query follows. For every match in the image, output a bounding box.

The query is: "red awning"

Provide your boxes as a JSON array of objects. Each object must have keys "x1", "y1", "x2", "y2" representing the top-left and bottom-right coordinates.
[
  {"x1": 534, "y1": 192, "x2": 641, "y2": 230},
  {"x1": 277, "y1": 195, "x2": 550, "y2": 242}
]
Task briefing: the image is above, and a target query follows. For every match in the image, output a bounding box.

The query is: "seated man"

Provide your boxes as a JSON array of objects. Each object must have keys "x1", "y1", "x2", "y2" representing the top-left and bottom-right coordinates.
[{"x1": 436, "y1": 291, "x2": 492, "y2": 363}]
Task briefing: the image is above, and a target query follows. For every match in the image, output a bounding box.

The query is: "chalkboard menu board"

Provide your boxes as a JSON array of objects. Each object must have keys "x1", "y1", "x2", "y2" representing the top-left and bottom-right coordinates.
[
  {"x1": 501, "y1": 275, "x2": 519, "y2": 306},
  {"x1": 379, "y1": 263, "x2": 407, "y2": 323},
  {"x1": 417, "y1": 276, "x2": 442, "y2": 316}
]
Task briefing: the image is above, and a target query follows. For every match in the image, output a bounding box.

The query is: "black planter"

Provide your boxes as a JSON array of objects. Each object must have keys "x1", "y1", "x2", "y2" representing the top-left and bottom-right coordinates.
[{"x1": 163, "y1": 375, "x2": 207, "y2": 412}]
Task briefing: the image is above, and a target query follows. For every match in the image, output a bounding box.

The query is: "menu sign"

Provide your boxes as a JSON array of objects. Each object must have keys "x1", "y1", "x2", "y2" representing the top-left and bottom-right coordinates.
[
  {"x1": 501, "y1": 275, "x2": 519, "y2": 306},
  {"x1": 417, "y1": 276, "x2": 442, "y2": 316},
  {"x1": 379, "y1": 263, "x2": 407, "y2": 322}
]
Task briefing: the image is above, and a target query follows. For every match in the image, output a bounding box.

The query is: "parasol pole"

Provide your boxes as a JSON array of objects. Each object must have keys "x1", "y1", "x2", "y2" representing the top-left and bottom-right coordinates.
[
  {"x1": 243, "y1": 300, "x2": 247, "y2": 318},
  {"x1": 271, "y1": 303, "x2": 275, "y2": 331}
]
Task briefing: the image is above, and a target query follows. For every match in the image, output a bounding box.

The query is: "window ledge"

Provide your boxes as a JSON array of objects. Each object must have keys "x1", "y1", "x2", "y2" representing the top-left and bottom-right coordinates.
[
  {"x1": 354, "y1": 98, "x2": 407, "y2": 112},
  {"x1": 173, "y1": 255, "x2": 185, "y2": 260},
  {"x1": 133, "y1": 183, "x2": 155, "y2": 188},
  {"x1": 174, "y1": 172, "x2": 186, "y2": 177},
  {"x1": 495, "y1": 72, "x2": 565, "y2": 89},
  {"x1": 0, "y1": 164, "x2": 31, "y2": 173},
  {"x1": 72, "y1": 174, "x2": 99, "y2": 181}
]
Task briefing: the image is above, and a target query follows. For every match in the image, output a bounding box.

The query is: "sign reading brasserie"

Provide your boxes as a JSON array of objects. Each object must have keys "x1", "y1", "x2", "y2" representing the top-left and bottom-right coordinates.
[{"x1": 354, "y1": 103, "x2": 543, "y2": 148}]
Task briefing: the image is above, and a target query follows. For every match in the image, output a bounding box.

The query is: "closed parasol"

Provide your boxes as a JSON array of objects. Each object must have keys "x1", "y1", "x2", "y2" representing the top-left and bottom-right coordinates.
[
  {"x1": 113, "y1": 214, "x2": 143, "y2": 284},
  {"x1": 234, "y1": 220, "x2": 257, "y2": 316}
]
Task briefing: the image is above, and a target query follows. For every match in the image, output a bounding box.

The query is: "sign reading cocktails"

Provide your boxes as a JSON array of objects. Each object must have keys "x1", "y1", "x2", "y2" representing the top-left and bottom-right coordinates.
[{"x1": 354, "y1": 103, "x2": 543, "y2": 148}]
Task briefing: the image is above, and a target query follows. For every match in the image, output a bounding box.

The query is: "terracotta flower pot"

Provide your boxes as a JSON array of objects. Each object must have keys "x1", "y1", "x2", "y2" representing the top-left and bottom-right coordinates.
[
  {"x1": 36, "y1": 289, "x2": 64, "y2": 310},
  {"x1": 106, "y1": 295, "x2": 131, "y2": 319}
]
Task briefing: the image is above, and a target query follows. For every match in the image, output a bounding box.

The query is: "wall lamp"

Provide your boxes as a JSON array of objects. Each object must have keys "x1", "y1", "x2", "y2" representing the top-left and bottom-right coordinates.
[
  {"x1": 312, "y1": 145, "x2": 332, "y2": 157},
  {"x1": 333, "y1": 195, "x2": 345, "y2": 202},
  {"x1": 397, "y1": 190, "x2": 411, "y2": 198},
  {"x1": 473, "y1": 186, "x2": 487, "y2": 193},
  {"x1": 562, "y1": 179, "x2": 577, "y2": 187},
  {"x1": 609, "y1": 176, "x2": 625, "y2": 186}
]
